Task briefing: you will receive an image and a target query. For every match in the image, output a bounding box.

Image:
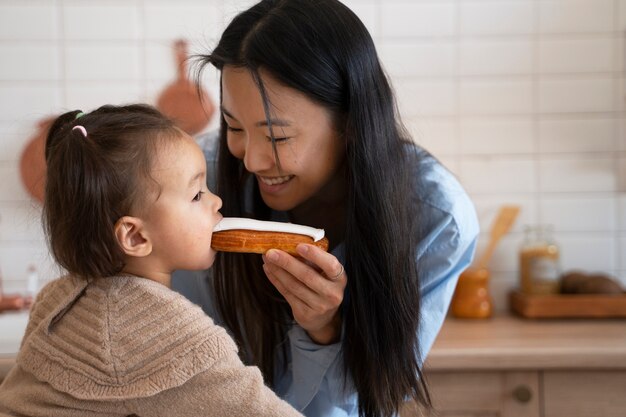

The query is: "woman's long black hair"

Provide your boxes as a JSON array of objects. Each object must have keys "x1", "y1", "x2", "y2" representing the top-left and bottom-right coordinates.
[{"x1": 196, "y1": 1, "x2": 430, "y2": 415}]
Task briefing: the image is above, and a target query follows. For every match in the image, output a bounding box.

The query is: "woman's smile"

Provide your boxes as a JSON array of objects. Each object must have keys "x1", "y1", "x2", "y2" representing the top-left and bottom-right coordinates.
[
  {"x1": 258, "y1": 174, "x2": 294, "y2": 186},
  {"x1": 257, "y1": 174, "x2": 295, "y2": 194}
]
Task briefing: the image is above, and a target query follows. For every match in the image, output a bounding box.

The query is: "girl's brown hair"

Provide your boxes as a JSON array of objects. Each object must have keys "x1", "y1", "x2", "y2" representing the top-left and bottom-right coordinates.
[{"x1": 43, "y1": 104, "x2": 180, "y2": 281}]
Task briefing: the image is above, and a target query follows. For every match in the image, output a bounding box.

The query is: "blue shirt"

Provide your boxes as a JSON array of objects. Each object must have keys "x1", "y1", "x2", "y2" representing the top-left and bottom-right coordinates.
[{"x1": 172, "y1": 132, "x2": 479, "y2": 416}]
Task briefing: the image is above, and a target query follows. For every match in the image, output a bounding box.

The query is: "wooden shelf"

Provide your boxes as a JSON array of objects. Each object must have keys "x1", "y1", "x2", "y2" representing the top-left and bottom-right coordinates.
[{"x1": 510, "y1": 291, "x2": 626, "y2": 319}]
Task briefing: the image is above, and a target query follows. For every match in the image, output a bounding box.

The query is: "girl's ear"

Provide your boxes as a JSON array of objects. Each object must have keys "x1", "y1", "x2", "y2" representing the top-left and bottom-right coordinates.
[{"x1": 114, "y1": 216, "x2": 152, "y2": 257}]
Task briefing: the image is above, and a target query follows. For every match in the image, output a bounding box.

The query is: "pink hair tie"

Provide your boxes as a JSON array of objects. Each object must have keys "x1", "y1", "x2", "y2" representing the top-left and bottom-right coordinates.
[{"x1": 72, "y1": 125, "x2": 87, "y2": 138}]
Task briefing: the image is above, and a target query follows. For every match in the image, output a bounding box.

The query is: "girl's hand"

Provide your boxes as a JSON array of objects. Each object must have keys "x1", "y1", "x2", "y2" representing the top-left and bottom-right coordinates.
[{"x1": 262, "y1": 244, "x2": 346, "y2": 345}]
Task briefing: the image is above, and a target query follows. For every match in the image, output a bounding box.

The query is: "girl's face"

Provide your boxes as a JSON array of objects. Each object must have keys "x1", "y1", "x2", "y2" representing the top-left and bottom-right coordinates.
[
  {"x1": 221, "y1": 66, "x2": 346, "y2": 212},
  {"x1": 142, "y1": 134, "x2": 222, "y2": 273}
]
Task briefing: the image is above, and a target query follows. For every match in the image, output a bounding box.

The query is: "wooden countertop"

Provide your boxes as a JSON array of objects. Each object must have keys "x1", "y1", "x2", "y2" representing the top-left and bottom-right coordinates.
[
  {"x1": 3, "y1": 313, "x2": 626, "y2": 380},
  {"x1": 0, "y1": 310, "x2": 29, "y2": 380},
  {"x1": 426, "y1": 315, "x2": 626, "y2": 371}
]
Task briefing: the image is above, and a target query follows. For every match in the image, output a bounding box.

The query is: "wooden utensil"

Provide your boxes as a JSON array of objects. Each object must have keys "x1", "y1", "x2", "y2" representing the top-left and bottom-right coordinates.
[
  {"x1": 477, "y1": 205, "x2": 520, "y2": 270},
  {"x1": 156, "y1": 39, "x2": 214, "y2": 136}
]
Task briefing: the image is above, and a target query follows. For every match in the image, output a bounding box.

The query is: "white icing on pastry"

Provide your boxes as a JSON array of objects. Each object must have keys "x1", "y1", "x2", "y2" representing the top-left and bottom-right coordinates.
[{"x1": 213, "y1": 217, "x2": 325, "y2": 242}]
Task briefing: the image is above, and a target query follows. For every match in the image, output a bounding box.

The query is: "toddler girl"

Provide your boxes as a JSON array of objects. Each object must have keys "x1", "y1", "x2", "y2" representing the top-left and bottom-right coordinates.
[{"x1": 0, "y1": 104, "x2": 302, "y2": 417}]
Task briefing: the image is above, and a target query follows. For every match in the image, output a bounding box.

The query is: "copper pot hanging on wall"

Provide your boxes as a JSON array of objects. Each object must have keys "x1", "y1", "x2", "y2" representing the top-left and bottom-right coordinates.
[
  {"x1": 19, "y1": 116, "x2": 55, "y2": 204},
  {"x1": 157, "y1": 39, "x2": 214, "y2": 136}
]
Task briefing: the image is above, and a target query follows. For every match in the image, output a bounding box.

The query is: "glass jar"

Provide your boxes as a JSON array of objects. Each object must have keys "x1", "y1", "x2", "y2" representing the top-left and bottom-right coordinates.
[
  {"x1": 519, "y1": 225, "x2": 560, "y2": 295},
  {"x1": 451, "y1": 268, "x2": 492, "y2": 319}
]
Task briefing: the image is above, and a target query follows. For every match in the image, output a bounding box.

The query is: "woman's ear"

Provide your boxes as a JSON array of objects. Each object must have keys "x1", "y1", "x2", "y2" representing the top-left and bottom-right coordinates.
[{"x1": 114, "y1": 216, "x2": 152, "y2": 257}]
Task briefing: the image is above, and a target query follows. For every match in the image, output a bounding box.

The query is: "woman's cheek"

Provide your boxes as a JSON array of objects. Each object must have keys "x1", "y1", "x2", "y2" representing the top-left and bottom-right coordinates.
[{"x1": 227, "y1": 135, "x2": 245, "y2": 159}]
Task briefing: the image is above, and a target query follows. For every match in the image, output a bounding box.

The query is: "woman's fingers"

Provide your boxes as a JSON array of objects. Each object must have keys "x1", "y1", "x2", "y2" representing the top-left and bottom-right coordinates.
[
  {"x1": 296, "y1": 244, "x2": 345, "y2": 282},
  {"x1": 264, "y1": 247, "x2": 345, "y2": 309},
  {"x1": 262, "y1": 261, "x2": 316, "y2": 309},
  {"x1": 266, "y1": 248, "x2": 343, "y2": 297},
  {"x1": 263, "y1": 247, "x2": 346, "y2": 344}
]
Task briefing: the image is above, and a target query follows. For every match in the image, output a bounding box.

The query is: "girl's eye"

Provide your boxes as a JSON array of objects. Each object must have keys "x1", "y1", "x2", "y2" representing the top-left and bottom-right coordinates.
[{"x1": 192, "y1": 191, "x2": 204, "y2": 202}]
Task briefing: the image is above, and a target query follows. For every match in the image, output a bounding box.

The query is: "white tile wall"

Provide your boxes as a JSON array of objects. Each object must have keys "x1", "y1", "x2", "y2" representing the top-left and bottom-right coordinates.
[
  {"x1": 342, "y1": 0, "x2": 378, "y2": 37},
  {"x1": 0, "y1": 0, "x2": 624, "y2": 314},
  {"x1": 538, "y1": 38, "x2": 614, "y2": 74},
  {"x1": 143, "y1": 2, "x2": 223, "y2": 41},
  {"x1": 0, "y1": 44, "x2": 61, "y2": 81},
  {"x1": 539, "y1": 195, "x2": 616, "y2": 232},
  {"x1": 395, "y1": 79, "x2": 457, "y2": 117},
  {"x1": 380, "y1": 40, "x2": 456, "y2": 78},
  {"x1": 617, "y1": 152, "x2": 626, "y2": 185},
  {"x1": 459, "y1": 79, "x2": 534, "y2": 115},
  {"x1": 65, "y1": 82, "x2": 144, "y2": 113},
  {"x1": 538, "y1": 77, "x2": 615, "y2": 114},
  {"x1": 538, "y1": 0, "x2": 614, "y2": 34},
  {"x1": 538, "y1": 117, "x2": 616, "y2": 153},
  {"x1": 405, "y1": 117, "x2": 458, "y2": 156},
  {"x1": 459, "y1": 1, "x2": 535, "y2": 36},
  {"x1": 472, "y1": 195, "x2": 537, "y2": 235},
  {"x1": 459, "y1": 156, "x2": 536, "y2": 194},
  {"x1": 65, "y1": 44, "x2": 141, "y2": 81},
  {"x1": 64, "y1": 4, "x2": 140, "y2": 40},
  {"x1": 459, "y1": 40, "x2": 533, "y2": 76},
  {"x1": 460, "y1": 117, "x2": 534, "y2": 155},
  {"x1": 0, "y1": 85, "x2": 61, "y2": 122},
  {"x1": 538, "y1": 155, "x2": 616, "y2": 193},
  {"x1": 559, "y1": 234, "x2": 616, "y2": 272},
  {"x1": 0, "y1": 4, "x2": 58, "y2": 40},
  {"x1": 381, "y1": 2, "x2": 457, "y2": 38},
  {"x1": 620, "y1": 196, "x2": 626, "y2": 230}
]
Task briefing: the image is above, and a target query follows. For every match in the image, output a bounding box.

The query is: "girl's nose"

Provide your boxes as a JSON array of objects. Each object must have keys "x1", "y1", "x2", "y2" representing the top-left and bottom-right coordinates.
[{"x1": 212, "y1": 194, "x2": 223, "y2": 211}]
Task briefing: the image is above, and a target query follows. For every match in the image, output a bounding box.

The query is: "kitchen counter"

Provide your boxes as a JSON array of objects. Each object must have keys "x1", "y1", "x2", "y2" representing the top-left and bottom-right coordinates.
[
  {"x1": 426, "y1": 315, "x2": 626, "y2": 371},
  {"x1": 2, "y1": 312, "x2": 626, "y2": 378},
  {"x1": 0, "y1": 310, "x2": 28, "y2": 381},
  {"x1": 3, "y1": 312, "x2": 626, "y2": 416},
  {"x1": 421, "y1": 315, "x2": 626, "y2": 417}
]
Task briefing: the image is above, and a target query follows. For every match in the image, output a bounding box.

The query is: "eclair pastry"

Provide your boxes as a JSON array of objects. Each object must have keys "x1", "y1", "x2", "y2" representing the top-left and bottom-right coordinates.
[{"x1": 211, "y1": 217, "x2": 329, "y2": 256}]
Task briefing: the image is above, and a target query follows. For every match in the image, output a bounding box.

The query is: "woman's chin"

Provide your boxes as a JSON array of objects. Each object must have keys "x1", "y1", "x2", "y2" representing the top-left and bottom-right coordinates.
[{"x1": 260, "y1": 193, "x2": 298, "y2": 212}]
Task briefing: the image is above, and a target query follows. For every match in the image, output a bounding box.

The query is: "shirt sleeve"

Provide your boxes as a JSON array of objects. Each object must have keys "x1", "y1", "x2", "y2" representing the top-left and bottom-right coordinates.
[{"x1": 415, "y1": 209, "x2": 479, "y2": 357}]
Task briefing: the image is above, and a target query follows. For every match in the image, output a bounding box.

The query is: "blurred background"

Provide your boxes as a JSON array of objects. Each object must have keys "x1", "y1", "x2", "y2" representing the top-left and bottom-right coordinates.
[{"x1": 0, "y1": 0, "x2": 624, "y2": 314}]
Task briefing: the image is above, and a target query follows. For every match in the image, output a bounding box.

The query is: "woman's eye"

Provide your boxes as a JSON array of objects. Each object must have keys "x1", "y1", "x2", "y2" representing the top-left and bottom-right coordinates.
[
  {"x1": 192, "y1": 191, "x2": 204, "y2": 202},
  {"x1": 226, "y1": 126, "x2": 243, "y2": 133},
  {"x1": 266, "y1": 136, "x2": 290, "y2": 143}
]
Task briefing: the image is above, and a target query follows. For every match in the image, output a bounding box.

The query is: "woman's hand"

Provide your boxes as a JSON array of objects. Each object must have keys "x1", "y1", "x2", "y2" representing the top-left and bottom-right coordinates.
[{"x1": 262, "y1": 244, "x2": 346, "y2": 345}]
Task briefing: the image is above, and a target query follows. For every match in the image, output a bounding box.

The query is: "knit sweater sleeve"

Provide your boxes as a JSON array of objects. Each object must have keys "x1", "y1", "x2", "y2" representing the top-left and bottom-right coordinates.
[{"x1": 124, "y1": 351, "x2": 304, "y2": 417}]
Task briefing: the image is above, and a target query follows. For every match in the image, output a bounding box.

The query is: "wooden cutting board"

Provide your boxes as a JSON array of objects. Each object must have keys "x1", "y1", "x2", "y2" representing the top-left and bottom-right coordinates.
[{"x1": 510, "y1": 290, "x2": 626, "y2": 319}]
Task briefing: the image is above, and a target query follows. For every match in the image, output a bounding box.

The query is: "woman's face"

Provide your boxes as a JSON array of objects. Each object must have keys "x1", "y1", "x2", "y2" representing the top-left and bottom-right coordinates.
[{"x1": 221, "y1": 66, "x2": 345, "y2": 212}]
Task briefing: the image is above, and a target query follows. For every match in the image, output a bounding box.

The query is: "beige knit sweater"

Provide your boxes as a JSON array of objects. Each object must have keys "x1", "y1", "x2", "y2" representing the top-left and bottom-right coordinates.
[{"x1": 0, "y1": 275, "x2": 302, "y2": 417}]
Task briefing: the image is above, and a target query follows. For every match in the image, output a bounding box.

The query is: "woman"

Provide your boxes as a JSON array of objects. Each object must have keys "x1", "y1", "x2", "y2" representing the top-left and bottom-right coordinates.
[{"x1": 173, "y1": 1, "x2": 479, "y2": 416}]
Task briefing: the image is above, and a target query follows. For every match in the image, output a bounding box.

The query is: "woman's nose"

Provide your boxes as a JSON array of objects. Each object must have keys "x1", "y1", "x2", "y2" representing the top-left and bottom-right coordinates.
[{"x1": 242, "y1": 137, "x2": 274, "y2": 173}]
